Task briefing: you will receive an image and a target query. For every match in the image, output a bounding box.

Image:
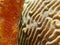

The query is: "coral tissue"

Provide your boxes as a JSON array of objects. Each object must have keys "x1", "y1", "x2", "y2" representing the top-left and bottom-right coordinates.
[
  {"x1": 20, "y1": 0, "x2": 60, "y2": 45},
  {"x1": 0, "y1": 0, "x2": 24, "y2": 45}
]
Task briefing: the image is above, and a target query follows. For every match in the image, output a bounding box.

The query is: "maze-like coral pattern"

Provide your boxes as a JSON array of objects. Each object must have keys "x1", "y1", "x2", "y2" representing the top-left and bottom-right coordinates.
[{"x1": 20, "y1": 0, "x2": 60, "y2": 45}]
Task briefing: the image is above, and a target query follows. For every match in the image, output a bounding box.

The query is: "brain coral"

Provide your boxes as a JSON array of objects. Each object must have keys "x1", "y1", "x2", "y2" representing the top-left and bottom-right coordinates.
[{"x1": 20, "y1": 0, "x2": 60, "y2": 45}]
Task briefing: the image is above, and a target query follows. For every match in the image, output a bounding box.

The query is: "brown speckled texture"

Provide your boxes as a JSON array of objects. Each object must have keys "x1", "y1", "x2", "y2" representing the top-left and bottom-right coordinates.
[{"x1": 0, "y1": 0, "x2": 24, "y2": 45}]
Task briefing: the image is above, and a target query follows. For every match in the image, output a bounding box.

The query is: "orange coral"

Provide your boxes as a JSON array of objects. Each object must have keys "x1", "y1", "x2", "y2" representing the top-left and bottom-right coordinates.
[{"x1": 0, "y1": 0, "x2": 24, "y2": 45}]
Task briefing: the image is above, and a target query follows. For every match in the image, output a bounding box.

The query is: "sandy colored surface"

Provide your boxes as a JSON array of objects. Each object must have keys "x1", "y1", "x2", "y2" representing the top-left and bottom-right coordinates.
[{"x1": 20, "y1": 0, "x2": 60, "y2": 45}]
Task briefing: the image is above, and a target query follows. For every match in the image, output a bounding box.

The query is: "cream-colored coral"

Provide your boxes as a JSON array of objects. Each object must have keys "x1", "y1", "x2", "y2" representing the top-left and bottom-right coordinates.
[{"x1": 20, "y1": 0, "x2": 60, "y2": 45}]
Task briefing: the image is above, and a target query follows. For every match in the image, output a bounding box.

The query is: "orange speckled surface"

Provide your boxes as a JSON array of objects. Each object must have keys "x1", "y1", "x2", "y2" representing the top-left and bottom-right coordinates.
[{"x1": 0, "y1": 0, "x2": 24, "y2": 45}]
